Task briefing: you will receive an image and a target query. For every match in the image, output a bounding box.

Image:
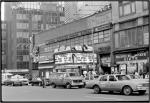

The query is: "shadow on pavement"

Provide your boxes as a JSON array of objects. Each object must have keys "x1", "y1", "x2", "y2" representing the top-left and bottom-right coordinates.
[{"x1": 88, "y1": 91, "x2": 149, "y2": 96}]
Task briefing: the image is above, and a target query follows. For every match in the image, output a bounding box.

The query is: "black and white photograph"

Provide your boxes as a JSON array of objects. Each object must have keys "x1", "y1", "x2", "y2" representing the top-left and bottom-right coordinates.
[{"x1": 1, "y1": 1, "x2": 149, "y2": 102}]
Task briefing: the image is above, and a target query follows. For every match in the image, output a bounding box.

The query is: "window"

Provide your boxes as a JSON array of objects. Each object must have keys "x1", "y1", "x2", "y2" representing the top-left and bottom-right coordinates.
[
  {"x1": 137, "y1": 27, "x2": 143, "y2": 45},
  {"x1": 143, "y1": 25, "x2": 149, "y2": 45},
  {"x1": 103, "y1": 30, "x2": 110, "y2": 42},
  {"x1": 119, "y1": 2, "x2": 136, "y2": 17},
  {"x1": 143, "y1": 1, "x2": 148, "y2": 10},
  {"x1": 98, "y1": 32, "x2": 104, "y2": 43},
  {"x1": 16, "y1": 14, "x2": 28, "y2": 20},
  {"x1": 100, "y1": 76, "x2": 107, "y2": 81},
  {"x1": 93, "y1": 33, "x2": 99, "y2": 44},
  {"x1": 143, "y1": 16, "x2": 149, "y2": 25},
  {"x1": 16, "y1": 23, "x2": 29, "y2": 29},
  {"x1": 2, "y1": 31, "x2": 6, "y2": 39},
  {"x1": 2, "y1": 23, "x2": 6, "y2": 29},
  {"x1": 109, "y1": 76, "x2": 117, "y2": 81},
  {"x1": 88, "y1": 35, "x2": 92, "y2": 45}
]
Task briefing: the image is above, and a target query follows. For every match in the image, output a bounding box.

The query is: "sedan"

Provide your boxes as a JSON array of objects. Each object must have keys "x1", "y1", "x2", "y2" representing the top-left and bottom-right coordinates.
[{"x1": 85, "y1": 74, "x2": 149, "y2": 95}]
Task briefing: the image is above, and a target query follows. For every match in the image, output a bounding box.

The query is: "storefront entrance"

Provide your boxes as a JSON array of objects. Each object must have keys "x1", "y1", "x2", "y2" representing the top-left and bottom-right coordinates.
[{"x1": 115, "y1": 50, "x2": 148, "y2": 74}]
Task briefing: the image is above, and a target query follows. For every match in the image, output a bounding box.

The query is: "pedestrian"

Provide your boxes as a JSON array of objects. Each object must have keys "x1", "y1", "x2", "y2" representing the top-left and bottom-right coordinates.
[{"x1": 42, "y1": 76, "x2": 46, "y2": 88}]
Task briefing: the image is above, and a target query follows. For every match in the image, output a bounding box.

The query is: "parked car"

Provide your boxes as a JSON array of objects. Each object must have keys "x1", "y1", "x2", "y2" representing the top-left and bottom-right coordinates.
[
  {"x1": 4, "y1": 75, "x2": 23, "y2": 86},
  {"x1": 49, "y1": 72, "x2": 84, "y2": 89},
  {"x1": 83, "y1": 75, "x2": 99, "y2": 87},
  {"x1": 85, "y1": 74, "x2": 149, "y2": 95},
  {"x1": 29, "y1": 77, "x2": 42, "y2": 86},
  {"x1": 20, "y1": 77, "x2": 29, "y2": 85},
  {"x1": 2, "y1": 73, "x2": 13, "y2": 85}
]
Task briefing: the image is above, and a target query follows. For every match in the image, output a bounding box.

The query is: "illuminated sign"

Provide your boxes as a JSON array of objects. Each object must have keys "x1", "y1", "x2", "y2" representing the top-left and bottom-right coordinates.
[{"x1": 55, "y1": 53, "x2": 97, "y2": 64}]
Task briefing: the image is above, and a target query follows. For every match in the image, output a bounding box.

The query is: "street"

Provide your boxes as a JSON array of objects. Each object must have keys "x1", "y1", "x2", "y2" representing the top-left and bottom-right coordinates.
[{"x1": 2, "y1": 85, "x2": 149, "y2": 101}]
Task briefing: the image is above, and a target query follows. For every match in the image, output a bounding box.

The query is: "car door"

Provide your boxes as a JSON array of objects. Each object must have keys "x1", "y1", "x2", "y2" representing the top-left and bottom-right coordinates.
[
  {"x1": 98, "y1": 75, "x2": 109, "y2": 91},
  {"x1": 107, "y1": 75, "x2": 119, "y2": 91},
  {"x1": 57, "y1": 73, "x2": 65, "y2": 85}
]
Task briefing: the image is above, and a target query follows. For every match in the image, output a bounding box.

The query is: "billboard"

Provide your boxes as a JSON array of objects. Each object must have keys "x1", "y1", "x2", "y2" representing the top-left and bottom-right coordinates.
[{"x1": 55, "y1": 53, "x2": 97, "y2": 64}]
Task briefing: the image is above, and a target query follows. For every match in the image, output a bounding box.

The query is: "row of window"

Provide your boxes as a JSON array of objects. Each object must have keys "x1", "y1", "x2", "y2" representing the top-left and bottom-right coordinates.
[
  {"x1": 17, "y1": 55, "x2": 29, "y2": 61},
  {"x1": 32, "y1": 15, "x2": 41, "y2": 21},
  {"x1": 17, "y1": 62, "x2": 29, "y2": 69},
  {"x1": 17, "y1": 50, "x2": 29, "y2": 55},
  {"x1": 17, "y1": 44, "x2": 29, "y2": 50},
  {"x1": 17, "y1": 32, "x2": 29, "y2": 38},
  {"x1": 16, "y1": 23, "x2": 29, "y2": 29},
  {"x1": 41, "y1": 30, "x2": 111, "y2": 53},
  {"x1": 2, "y1": 31, "x2": 7, "y2": 40},
  {"x1": 16, "y1": 14, "x2": 28, "y2": 20},
  {"x1": 17, "y1": 38, "x2": 29, "y2": 43},
  {"x1": 119, "y1": 1, "x2": 148, "y2": 17},
  {"x1": 115, "y1": 25, "x2": 149, "y2": 48},
  {"x1": 2, "y1": 23, "x2": 7, "y2": 29}
]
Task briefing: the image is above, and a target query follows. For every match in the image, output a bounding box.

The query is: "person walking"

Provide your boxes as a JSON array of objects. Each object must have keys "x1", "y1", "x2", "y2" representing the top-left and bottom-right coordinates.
[{"x1": 42, "y1": 76, "x2": 46, "y2": 88}]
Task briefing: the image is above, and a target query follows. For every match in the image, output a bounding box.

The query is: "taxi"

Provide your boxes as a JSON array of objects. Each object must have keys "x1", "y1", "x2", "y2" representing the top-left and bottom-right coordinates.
[{"x1": 85, "y1": 74, "x2": 149, "y2": 95}]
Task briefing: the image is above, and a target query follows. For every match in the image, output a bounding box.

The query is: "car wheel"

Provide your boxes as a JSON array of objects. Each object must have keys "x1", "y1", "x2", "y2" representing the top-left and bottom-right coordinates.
[
  {"x1": 66, "y1": 83, "x2": 71, "y2": 89},
  {"x1": 139, "y1": 90, "x2": 146, "y2": 95},
  {"x1": 122, "y1": 86, "x2": 132, "y2": 96},
  {"x1": 31, "y1": 83, "x2": 34, "y2": 86},
  {"x1": 93, "y1": 85, "x2": 101, "y2": 94},
  {"x1": 51, "y1": 83, "x2": 56, "y2": 88}
]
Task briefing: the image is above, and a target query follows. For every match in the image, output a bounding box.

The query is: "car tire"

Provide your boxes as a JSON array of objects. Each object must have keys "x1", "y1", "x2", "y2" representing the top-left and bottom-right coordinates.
[
  {"x1": 66, "y1": 83, "x2": 71, "y2": 89},
  {"x1": 31, "y1": 83, "x2": 34, "y2": 86},
  {"x1": 51, "y1": 83, "x2": 56, "y2": 88},
  {"x1": 139, "y1": 90, "x2": 146, "y2": 95},
  {"x1": 93, "y1": 85, "x2": 101, "y2": 94},
  {"x1": 122, "y1": 86, "x2": 132, "y2": 96}
]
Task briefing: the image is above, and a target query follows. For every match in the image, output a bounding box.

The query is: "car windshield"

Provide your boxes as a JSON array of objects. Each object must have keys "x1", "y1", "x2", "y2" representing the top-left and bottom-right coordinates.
[
  {"x1": 116, "y1": 75, "x2": 130, "y2": 81},
  {"x1": 129, "y1": 75, "x2": 140, "y2": 79},
  {"x1": 69, "y1": 73, "x2": 79, "y2": 76}
]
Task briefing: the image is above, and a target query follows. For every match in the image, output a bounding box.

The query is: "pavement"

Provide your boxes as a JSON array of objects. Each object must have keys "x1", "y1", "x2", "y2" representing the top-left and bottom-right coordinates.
[{"x1": 2, "y1": 85, "x2": 149, "y2": 101}]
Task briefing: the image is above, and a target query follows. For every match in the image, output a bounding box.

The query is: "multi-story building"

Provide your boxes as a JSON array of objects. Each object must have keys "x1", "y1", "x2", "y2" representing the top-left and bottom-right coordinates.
[
  {"x1": 3, "y1": 2, "x2": 65, "y2": 75},
  {"x1": 111, "y1": 1, "x2": 149, "y2": 74},
  {"x1": 1, "y1": 21, "x2": 8, "y2": 71},
  {"x1": 35, "y1": 5, "x2": 112, "y2": 77}
]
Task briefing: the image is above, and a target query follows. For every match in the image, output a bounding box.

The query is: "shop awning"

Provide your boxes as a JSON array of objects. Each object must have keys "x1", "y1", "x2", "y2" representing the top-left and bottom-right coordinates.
[
  {"x1": 38, "y1": 66, "x2": 53, "y2": 69},
  {"x1": 39, "y1": 61, "x2": 51, "y2": 64}
]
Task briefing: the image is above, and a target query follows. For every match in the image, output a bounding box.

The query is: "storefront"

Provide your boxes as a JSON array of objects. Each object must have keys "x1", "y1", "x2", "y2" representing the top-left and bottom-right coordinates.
[
  {"x1": 115, "y1": 50, "x2": 149, "y2": 74},
  {"x1": 38, "y1": 60, "x2": 54, "y2": 78},
  {"x1": 98, "y1": 46, "x2": 111, "y2": 74},
  {"x1": 54, "y1": 45, "x2": 97, "y2": 75}
]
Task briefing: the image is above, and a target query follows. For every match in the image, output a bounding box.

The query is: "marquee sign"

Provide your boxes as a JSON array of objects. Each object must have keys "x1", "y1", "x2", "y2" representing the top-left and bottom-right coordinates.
[
  {"x1": 55, "y1": 53, "x2": 97, "y2": 64},
  {"x1": 54, "y1": 45, "x2": 93, "y2": 53}
]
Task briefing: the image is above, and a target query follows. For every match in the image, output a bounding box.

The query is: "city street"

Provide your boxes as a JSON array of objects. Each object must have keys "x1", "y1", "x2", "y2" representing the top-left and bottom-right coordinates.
[{"x1": 2, "y1": 85, "x2": 149, "y2": 101}]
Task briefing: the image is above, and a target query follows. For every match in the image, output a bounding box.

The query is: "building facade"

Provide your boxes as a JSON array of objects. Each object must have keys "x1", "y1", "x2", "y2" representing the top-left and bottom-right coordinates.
[
  {"x1": 4, "y1": 2, "x2": 65, "y2": 75},
  {"x1": 111, "y1": 1, "x2": 149, "y2": 74},
  {"x1": 2, "y1": 21, "x2": 8, "y2": 71},
  {"x1": 35, "y1": 5, "x2": 112, "y2": 77}
]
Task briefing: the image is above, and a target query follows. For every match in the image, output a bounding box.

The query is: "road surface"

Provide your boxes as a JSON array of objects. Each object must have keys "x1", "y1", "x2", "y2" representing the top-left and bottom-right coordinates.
[{"x1": 2, "y1": 85, "x2": 149, "y2": 101}]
